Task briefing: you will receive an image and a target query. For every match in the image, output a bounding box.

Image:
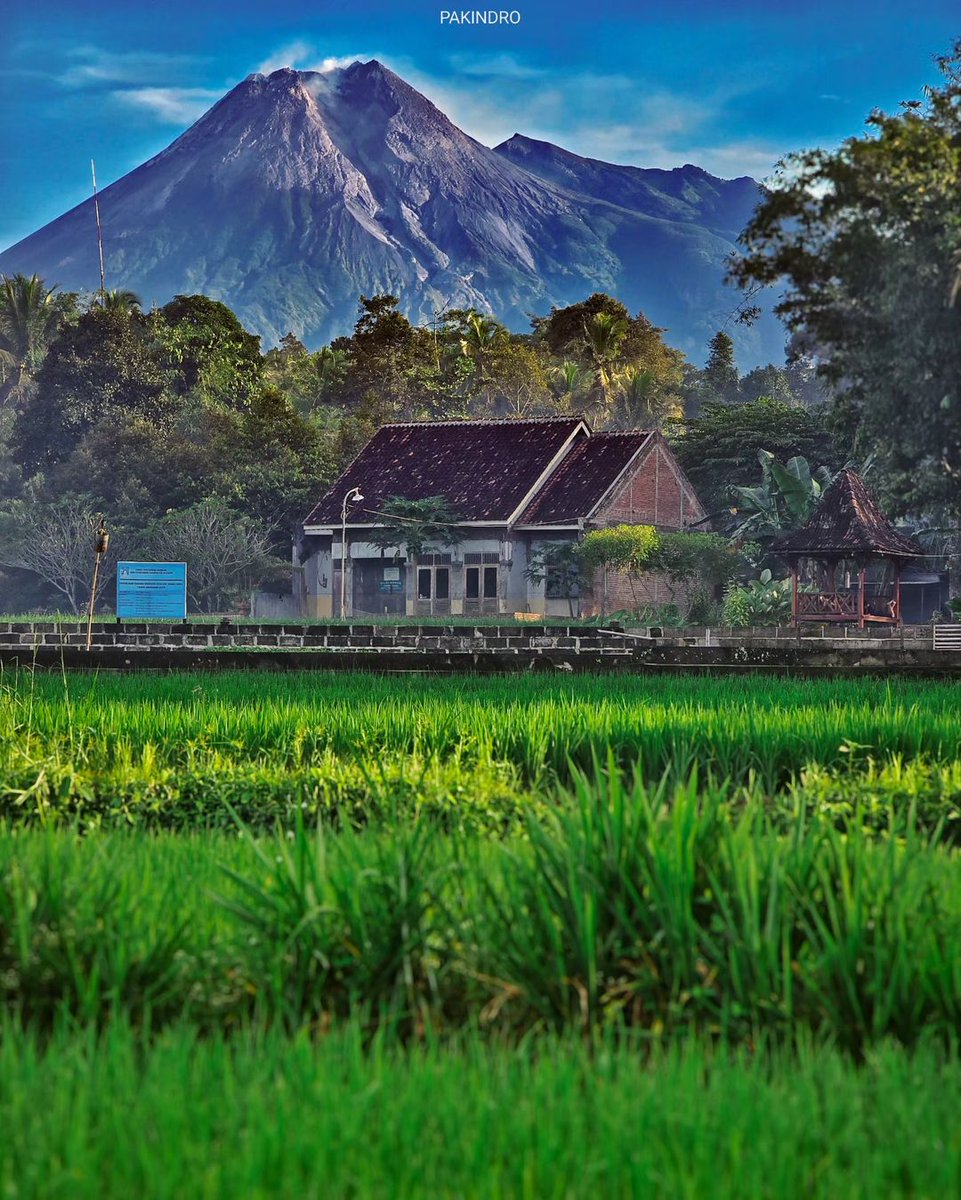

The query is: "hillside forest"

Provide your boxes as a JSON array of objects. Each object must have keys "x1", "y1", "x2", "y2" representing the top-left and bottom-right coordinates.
[{"x1": 0, "y1": 42, "x2": 959, "y2": 616}]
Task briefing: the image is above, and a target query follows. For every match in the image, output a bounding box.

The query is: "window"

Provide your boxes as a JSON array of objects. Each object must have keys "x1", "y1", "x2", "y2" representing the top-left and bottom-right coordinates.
[
  {"x1": 416, "y1": 554, "x2": 451, "y2": 604},
  {"x1": 546, "y1": 567, "x2": 579, "y2": 600},
  {"x1": 465, "y1": 553, "x2": 499, "y2": 601}
]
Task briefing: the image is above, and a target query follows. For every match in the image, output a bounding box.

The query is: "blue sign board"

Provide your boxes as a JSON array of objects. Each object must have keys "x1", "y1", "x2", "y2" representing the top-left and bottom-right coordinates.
[{"x1": 116, "y1": 561, "x2": 187, "y2": 620}]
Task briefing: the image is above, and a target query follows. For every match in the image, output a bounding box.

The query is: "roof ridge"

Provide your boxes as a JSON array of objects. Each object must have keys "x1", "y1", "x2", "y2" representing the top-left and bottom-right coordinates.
[
  {"x1": 590, "y1": 429, "x2": 652, "y2": 438},
  {"x1": 380, "y1": 416, "x2": 583, "y2": 428}
]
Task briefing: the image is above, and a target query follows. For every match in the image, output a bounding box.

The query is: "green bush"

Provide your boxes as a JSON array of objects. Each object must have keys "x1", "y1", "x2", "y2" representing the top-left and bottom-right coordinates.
[{"x1": 722, "y1": 569, "x2": 792, "y2": 625}]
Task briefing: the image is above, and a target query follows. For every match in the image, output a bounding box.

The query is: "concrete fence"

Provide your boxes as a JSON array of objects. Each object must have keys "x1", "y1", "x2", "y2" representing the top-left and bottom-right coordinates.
[{"x1": 0, "y1": 621, "x2": 958, "y2": 675}]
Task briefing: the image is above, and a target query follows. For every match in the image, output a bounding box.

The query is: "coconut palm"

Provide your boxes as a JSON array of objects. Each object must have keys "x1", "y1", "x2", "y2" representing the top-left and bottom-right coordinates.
[
  {"x1": 98, "y1": 288, "x2": 143, "y2": 314},
  {"x1": 550, "y1": 360, "x2": 591, "y2": 412},
  {"x1": 0, "y1": 274, "x2": 71, "y2": 404},
  {"x1": 458, "y1": 313, "x2": 509, "y2": 372},
  {"x1": 608, "y1": 365, "x2": 683, "y2": 431},
  {"x1": 582, "y1": 312, "x2": 629, "y2": 408}
]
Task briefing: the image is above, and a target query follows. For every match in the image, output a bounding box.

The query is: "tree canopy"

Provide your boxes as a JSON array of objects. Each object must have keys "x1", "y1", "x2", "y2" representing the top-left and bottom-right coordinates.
[{"x1": 730, "y1": 41, "x2": 961, "y2": 519}]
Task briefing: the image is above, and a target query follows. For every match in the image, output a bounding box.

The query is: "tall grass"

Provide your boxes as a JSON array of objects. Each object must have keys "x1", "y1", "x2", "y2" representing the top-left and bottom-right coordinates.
[
  {"x1": 4, "y1": 776, "x2": 961, "y2": 1051},
  {"x1": 3, "y1": 1020, "x2": 961, "y2": 1199},
  {"x1": 2, "y1": 671, "x2": 961, "y2": 828}
]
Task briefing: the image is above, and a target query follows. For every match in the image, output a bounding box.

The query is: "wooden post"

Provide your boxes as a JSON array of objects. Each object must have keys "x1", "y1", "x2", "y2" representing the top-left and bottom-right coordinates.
[
  {"x1": 792, "y1": 563, "x2": 799, "y2": 625},
  {"x1": 858, "y1": 566, "x2": 866, "y2": 628},
  {"x1": 894, "y1": 562, "x2": 901, "y2": 625},
  {"x1": 85, "y1": 519, "x2": 109, "y2": 651}
]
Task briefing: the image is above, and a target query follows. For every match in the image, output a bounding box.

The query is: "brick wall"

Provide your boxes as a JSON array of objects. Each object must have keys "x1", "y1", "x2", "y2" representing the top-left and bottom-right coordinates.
[{"x1": 581, "y1": 435, "x2": 706, "y2": 617}]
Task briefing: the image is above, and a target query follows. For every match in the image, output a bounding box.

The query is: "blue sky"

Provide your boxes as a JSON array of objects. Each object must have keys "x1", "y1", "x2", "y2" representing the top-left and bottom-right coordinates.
[{"x1": 1, "y1": 0, "x2": 958, "y2": 249}]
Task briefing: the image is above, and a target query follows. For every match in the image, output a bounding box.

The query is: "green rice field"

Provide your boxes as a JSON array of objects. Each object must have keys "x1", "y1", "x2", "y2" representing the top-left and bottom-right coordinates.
[{"x1": 4, "y1": 670, "x2": 961, "y2": 1196}]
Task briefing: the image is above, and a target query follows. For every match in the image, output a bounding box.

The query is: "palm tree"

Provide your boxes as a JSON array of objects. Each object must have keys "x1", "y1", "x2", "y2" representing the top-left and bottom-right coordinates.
[
  {"x1": 457, "y1": 312, "x2": 510, "y2": 412},
  {"x1": 550, "y1": 360, "x2": 591, "y2": 412},
  {"x1": 609, "y1": 365, "x2": 683, "y2": 431},
  {"x1": 459, "y1": 313, "x2": 509, "y2": 370},
  {"x1": 0, "y1": 274, "x2": 71, "y2": 404},
  {"x1": 98, "y1": 288, "x2": 142, "y2": 314},
  {"x1": 582, "y1": 312, "x2": 629, "y2": 409}
]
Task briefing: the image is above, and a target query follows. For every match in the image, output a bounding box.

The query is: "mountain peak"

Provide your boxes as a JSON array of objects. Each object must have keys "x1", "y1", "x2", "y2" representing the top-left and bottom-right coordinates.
[{"x1": 0, "y1": 61, "x2": 782, "y2": 367}]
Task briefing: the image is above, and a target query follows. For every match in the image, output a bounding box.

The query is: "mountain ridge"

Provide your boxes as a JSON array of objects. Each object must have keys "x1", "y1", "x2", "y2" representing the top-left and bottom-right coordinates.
[{"x1": 0, "y1": 62, "x2": 783, "y2": 366}]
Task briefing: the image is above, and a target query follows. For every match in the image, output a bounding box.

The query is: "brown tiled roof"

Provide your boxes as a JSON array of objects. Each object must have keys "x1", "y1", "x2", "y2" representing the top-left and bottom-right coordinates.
[
  {"x1": 516, "y1": 431, "x2": 653, "y2": 524},
  {"x1": 303, "y1": 418, "x2": 584, "y2": 526},
  {"x1": 774, "y1": 470, "x2": 924, "y2": 559}
]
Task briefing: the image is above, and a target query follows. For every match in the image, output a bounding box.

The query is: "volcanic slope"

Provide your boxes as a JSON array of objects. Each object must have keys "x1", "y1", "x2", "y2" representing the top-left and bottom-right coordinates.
[{"x1": 0, "y1": 62, "x2": 782, "y2": 363}]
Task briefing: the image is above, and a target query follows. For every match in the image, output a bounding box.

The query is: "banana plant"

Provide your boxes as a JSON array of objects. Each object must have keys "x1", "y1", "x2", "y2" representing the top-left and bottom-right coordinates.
[{"x1": 731, "y1": 450, "x2": 835, "y2": 540}]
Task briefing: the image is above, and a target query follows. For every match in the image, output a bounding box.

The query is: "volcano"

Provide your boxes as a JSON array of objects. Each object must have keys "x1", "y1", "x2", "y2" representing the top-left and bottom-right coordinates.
[{"x1": 0, "y1": 62, "x2": 782, "y2": 365}]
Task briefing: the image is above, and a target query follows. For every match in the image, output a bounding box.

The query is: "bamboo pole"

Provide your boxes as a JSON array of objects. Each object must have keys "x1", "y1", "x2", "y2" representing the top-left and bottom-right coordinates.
[{"x1": 85, "y1": 520, "x2": 109, "y2": 651}]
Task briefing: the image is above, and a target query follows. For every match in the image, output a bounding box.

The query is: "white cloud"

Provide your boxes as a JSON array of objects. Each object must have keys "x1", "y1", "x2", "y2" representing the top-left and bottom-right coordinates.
[
  {"x1": 59, "y1": 46, "x2": 202, "y2": 89},
  {"x1": 390, "y1": 58, "x2": 782, "y2": 180},
  {"x1": 121, "y1": 87, "x2": 224, "y2": 124},
  {"x1": 447, "y1": 53, "x2": 547, "y2": 81},
  {"x1": 256, "y1": 43, "x2": 368, "y2": 75}
]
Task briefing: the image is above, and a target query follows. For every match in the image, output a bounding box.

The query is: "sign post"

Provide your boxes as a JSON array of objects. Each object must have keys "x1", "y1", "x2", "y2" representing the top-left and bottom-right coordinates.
[{"x1": 116, "y1": 562, "x2": 187, "y2": 621}]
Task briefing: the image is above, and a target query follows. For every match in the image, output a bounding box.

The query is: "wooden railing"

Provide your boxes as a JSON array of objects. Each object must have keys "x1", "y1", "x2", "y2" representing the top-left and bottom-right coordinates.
[{"x1": 796, "y1": 591, "x2": 858, "y2": 620}]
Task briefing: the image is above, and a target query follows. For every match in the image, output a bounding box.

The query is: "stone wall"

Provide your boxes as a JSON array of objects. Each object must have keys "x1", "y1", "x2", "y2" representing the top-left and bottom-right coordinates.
[
  {"x1": 0, "y1": 621, "x2": 632, "y2": 655},
  {"x1": 0, "y1": 621, "x2": 956, "y2": 676}
]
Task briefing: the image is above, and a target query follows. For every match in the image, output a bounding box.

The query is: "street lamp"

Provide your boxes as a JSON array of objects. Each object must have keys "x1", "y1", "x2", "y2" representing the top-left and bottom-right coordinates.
[{"x1": 340, "y1": 486, "x2": 364, "y2": 617}]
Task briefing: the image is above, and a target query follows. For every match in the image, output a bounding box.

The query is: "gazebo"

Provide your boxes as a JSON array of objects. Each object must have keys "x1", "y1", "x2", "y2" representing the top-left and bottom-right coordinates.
[{"x1": 773, "y1": 470, "x2": 924, "y2": 627}]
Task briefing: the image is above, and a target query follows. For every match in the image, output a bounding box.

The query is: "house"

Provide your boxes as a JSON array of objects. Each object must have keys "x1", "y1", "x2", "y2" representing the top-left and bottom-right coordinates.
[{"x1": 296, "y1": 417, "x2": 706, "y2": 618}]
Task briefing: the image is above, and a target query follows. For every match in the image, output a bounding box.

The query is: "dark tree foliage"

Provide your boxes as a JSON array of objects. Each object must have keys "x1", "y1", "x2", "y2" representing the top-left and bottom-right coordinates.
[
  {"x1": 532, "y1": 293, "x2": 670, "y2": 366},
  {"x1": 703, "y1": 331, "x2": 739, "y2": 403},
  {"x1": 213, "y1": 386, "x2": 337, "y2": 542},
  {"x1": 730, "y1": 42, "x2": 961, "y2": 518},
  {"x1": 14, "y1": 308, "x2": 169, "y2": 473},
  {"x1": 672, "y1": 397, "x2": 842, "y2": 516},
  {"x1": 331, "y1": 295, "x2": 439, "y2": 417},
  {"x1": 367, "y1": 496, "x2": 463, "y2": 560},
  {"x1": 153, "y1": 294, "x2": 264, "y2": 406}
]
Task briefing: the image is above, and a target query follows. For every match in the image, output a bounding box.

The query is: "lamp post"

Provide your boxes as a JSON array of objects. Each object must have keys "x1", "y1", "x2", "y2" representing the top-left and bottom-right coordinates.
[
  {"x1": 340, "y1": 486, "x2": 364, "y2": 618},
  {"x1": 85, "y1": 518, "x2": 109, "y2": 651}
]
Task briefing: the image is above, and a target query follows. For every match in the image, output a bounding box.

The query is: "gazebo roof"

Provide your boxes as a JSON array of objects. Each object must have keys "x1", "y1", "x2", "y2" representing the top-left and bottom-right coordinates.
[{"x1": 773, "y1": 470, "x2": 924, "y2": 560}]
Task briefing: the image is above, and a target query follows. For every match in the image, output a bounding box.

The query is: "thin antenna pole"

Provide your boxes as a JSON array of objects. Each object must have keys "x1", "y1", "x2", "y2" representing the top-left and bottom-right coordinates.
[{"x1": 91, "y1": 159, "x2": 106, "y2": 303}]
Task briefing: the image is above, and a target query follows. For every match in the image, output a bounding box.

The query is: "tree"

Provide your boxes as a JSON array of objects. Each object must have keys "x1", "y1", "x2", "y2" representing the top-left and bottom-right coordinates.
[
  {"x1": 210, "y1": 386, "x2": 337, "y2": 544},
  {"x1": 366, "y1": 496, "x2": 463, "y2": 561},
  {"x1": 609, "y1": 365, "x2": 683, "y2": 432},
  {"x1": 332, "y1": 295, "x2": 438, "y2": 419},
  {"x1": 579, "y1": 524, "x2": 659, "y2": 610},
  {"x1": 264, "y1": 337, "x2": 348, "y2": 414},
  {"x1": 647, "y1": 531, "x2": 741, "y2": 609},
  {"x1": 673, "y1": 396, "x2": 841, "y2": 515},
  {"x1": 98, "y1": 289, "x2": 143, "y2": 315},
  {"x1": 0, "y1": 274, "x2": 75, "y2": 406},
  {"x1": 148, "y1": 500, "x2": 276, "y2": 613},
  {"x1": 524, "y1": 541, "x2": 585, "y2": 617},
  {"x1": 729, "y1": 41, "x2": 961, "y2": 523},
  {"x1": 14, "y1": 308, "x2": 170, "y2": 473},
  {"x1": 0, "y1": 493, "x2": 113, "y2": 613},
  {"x1": 152, "y1": 295, "x2": 263, "y2": 407},
  {"x1": 549, "y1": 360, "x2": 591, "y2": 411},
  {"x1": 702, "y1": 331, "x2": 739, "y2": 403},
  {"x1": 582, "y1": 312, "x2": 630, "y2": 410},
  {"x1": 535, "y1": 295, "x2": 687, "y2": 428},
  {"x1": 738, "y1": 365, "x2": 794, "y2": 406},
  {"x1": 534, "y1": 294, "x2": 633, "y2": 359}
]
